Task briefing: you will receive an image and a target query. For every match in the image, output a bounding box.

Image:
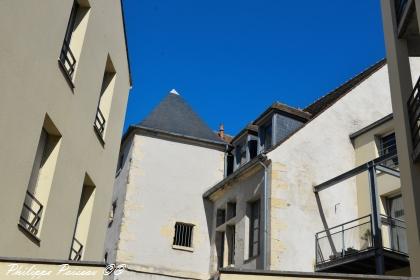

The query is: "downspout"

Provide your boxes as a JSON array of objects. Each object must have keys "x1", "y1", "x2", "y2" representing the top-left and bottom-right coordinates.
[{"x1": 258, "y1": 160, "x2": 269, "y2": 270}]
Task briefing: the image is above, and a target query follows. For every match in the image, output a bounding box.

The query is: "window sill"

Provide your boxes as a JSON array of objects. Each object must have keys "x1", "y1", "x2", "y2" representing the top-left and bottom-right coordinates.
[
  {"x1": 58, "y1": 59, "x2": 75, "y2": 91},
  {"x1": 172, "y1": 245, "x2": 194, "y2": 252},
  {"x1": 93, "y1": 126, "x2": 105, "y2": 147},
  {"x1": 18, "y1": 223, "x2": 41, "y2": 246}
]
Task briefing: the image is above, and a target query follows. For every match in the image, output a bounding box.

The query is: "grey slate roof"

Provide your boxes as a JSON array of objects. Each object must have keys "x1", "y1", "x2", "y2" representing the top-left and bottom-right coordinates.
[{"x1": 139, "y1": 91, "x2": 225, "y2": 143}]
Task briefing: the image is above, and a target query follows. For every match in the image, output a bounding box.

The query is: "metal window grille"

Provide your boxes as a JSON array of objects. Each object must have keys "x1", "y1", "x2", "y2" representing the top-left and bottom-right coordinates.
[
  {"x1": 408, "y1": 76, "x2": 420, "y2": 162},
  {"x1": 69, "y1": 237, "x2": 84, "y2": 261},
  {"x1": 249, "y1": 200, "x2": 260, "y2": 258},
  {"x1": 94, "y1": 107, "x2": 106, "y2": 137},
  {"x1": 379, "y1": 133, "x2": 398, "y2": 168},
  {"x1": 173, "y1": 222, "x2": 194, "y2": 248},
  {"x1": 59, "y1": 1, "x2": 79, "y2": 80},
  {"x1": 19, "y1": 191, "x2": 43, "y2": 236}
]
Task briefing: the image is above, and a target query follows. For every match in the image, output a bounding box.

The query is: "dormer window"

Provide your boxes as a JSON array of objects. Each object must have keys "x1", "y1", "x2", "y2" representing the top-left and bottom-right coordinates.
[
  {"x1": 236, "y1": 141, "x2": 247, "y2": 166},
  {"x1": 261, "y1": 122, "x2": 272, "y2": 151}
]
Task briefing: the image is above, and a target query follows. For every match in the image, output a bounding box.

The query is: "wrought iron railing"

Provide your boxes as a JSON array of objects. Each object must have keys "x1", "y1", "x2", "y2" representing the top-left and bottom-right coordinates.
[
  {"x1": 19, "y1": 191, "x2": 43, "y2": 236},
  {"x1": 69, "y1": 237, "x2": 84, "y2": 261},
  {"x1": 315, "y1": 214, "x2": 407, "y2": 266},
  {"x1": 94, "y1": 107, "x2": 106, "y2": 137},
  {"x1": 407, "y1": 76, "x2": 420, "y2": 162},
  {"x1": 395, "y1": 0, "x2": 409, "y2": 24},
  {"x1": 59, "y1": 39, "x2": 77, "y2": 80}
]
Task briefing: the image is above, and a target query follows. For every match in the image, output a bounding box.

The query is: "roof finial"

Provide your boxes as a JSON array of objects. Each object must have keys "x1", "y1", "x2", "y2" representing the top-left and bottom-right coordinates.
[
  {"x1": 218, "y1": 123, "x2": 225, "y2": 140},
  {"x1": 169, "y1": 89, "x2": 179, "y2": 95}
]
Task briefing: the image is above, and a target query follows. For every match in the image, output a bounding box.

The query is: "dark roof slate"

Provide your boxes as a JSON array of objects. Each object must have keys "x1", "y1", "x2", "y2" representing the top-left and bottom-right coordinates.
[
  {"x1": 304, "y1": 59, "x2": 386, "y2": 116},
  {"x1": 139, "y1": 91, "x2": 225, "y2": 143}
]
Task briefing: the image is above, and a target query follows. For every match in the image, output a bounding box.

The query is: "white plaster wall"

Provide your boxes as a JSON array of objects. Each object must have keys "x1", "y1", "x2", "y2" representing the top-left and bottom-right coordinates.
[
  {"x1": 114, "y1": 134, "x2": 225, "y2": 279},
  {"x1": 267, "y1": 59, "x2": 420, "y2": 272}
]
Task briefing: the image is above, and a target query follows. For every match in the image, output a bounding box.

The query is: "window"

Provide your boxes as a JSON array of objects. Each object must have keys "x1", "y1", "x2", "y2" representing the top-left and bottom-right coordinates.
[
  {"x1": 227, "y1": 225, "x2": 235, "y2": 265},
  {"x1": 70, "y1": 174, "x2": 96, "y2": 261},
  {"x1": 227, "y1": 202, "x2": 236, "y2": 220},
  {"x1": 217, "y1": 209, "x2": 226, "y2": 227},
  {"x1": 173, "y1": 222, "x2": 194, "y2": 248},
  {"x1": 94, "y1": 56, "x2": 116, "y2": 142},
  {"x1": 19, "y1": 116, "x2": 61, "y2": 240},
  {"x1": 235, "y1": 142, "x2": 247, "y2": 166},
  {"x1": 379, "y1": 132, "x2": 398, "y2": 168},
  {"x1": 248, "y1": 139, "x2": 258, "y2": 159},
  {"x1": 108, "y1": 200, "x2": 117, "y2": 227},
  {"x1": 216, "y1": 232, "x2": 225, "y2": 268},
  {"x1": 59, "y1": 0, "x2": 90, "y2": 83},
  {"x1": 386, "y1": 195, "x2": 407, "y2": 253},
  {"x1": 226, "y1": 153, "x2": 234, "y2": 176},
  {"x1": 261, "y1": 123, "x2": 272, "y2": 151},
  {"x1": 249, "y1": 200, "x2": 260, "y2": 258}
]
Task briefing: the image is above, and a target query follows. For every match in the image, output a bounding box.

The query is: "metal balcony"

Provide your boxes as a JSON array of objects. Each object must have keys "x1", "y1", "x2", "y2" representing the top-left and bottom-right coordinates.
[
  {"x1": 69, "y1": 237, "x2": 84, "y2": 261},
  {"x1": 315, "y1": 215, "x2": 408, "y2": 273},
  {"x1": 408, "y1": 76, "x2": 420, "y2": 162},
  {"x1": 19, "y1": 191, "x2": 43, "y2": 237},
  {"x1": 313, "y1": 151, "x2": 408, "y2": 274}
]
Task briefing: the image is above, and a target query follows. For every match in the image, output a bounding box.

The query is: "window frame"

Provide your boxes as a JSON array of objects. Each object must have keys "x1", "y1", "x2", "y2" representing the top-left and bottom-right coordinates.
[{"x1": 248, "y1": 200, "x2": 260, "y2": 259}]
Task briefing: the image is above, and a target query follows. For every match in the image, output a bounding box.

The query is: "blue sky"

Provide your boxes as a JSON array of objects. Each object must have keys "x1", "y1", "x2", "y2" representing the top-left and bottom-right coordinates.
[{"x1": 122, "y1": 0, "x2": 385, "y2": 136}]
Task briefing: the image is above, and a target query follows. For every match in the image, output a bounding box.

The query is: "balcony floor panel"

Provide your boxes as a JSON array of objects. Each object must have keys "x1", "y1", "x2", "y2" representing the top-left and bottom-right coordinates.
[{"x1": 315, "y1": 248, "x2": 409, "y2": 274}]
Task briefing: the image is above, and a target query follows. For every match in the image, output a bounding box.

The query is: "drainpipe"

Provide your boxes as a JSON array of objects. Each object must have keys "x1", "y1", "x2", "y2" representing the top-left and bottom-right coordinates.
[{"x1": 258, "y1": 160, "x2": 269, "y2": 270}]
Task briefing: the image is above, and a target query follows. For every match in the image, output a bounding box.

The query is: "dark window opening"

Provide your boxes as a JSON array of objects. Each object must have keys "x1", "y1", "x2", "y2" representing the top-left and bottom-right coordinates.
[
  {"x1": 226, "y1": 153, "x2": 234, "y2": 176},
  {"x1": 227, "y1": 202, "x2": 236, "y2": 220},
  {"x1": 227, "y1": 225, "x2": 235, "y2": 265},
  {"x1": 249, "y1": 200, "x2": 260, "y2": 258},
  {"x1": 217, "y1": 209, "x2": 226, "y2": 227},
  {"x1": 235, "y1": 142, "x2": 247, "y2": 166},
  {"x1": 173, "y1": 222, "x2": 194, "y2": 248},
  {"x1": 261, "y1": 123, "x2": 272, "y2": 151},
  {"x1": 248, "y1": 139, "x2": 258, "y2": 159}
]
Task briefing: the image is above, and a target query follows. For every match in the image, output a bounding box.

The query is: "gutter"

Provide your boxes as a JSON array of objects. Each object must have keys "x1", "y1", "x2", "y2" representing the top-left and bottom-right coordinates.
[{"x1": 258, "y1": 160, "x2": 269, "y2": 270}]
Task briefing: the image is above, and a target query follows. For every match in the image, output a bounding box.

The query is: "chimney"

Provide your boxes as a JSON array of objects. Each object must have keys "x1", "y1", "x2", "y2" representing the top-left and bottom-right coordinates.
[{"x1": 218, "y1": 123, "x2": 225, "y2": 140}]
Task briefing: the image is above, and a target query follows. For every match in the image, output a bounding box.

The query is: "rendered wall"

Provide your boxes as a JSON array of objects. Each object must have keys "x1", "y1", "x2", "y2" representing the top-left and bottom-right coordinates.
[
  {"x1": 110, "y1": 133, "x2": 225, "y2": 279},
  {"x1": 267, "y1": 64, "x2": 402, "y2": 271},
  {"x1": 0, "y1": 0, "x2": 130, "y2": 261},
  {"x1": 208, "y1": 166, "x2": 266, "y2": 273}
]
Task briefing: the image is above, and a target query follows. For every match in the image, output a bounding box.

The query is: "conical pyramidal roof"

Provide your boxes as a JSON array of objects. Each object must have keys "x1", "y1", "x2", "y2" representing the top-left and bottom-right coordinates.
[{"x1": 139, "y1": 90, "x2": 224, "y2": 143}]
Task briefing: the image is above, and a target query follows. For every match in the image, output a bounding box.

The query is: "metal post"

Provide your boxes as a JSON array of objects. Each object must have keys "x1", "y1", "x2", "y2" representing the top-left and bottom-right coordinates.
[
  {"x1": 368, "y1": 164, "x2": 385, "y2": 274},
  {"x1": 341, "y1": 225, "x2": 345, "y2": 257}
]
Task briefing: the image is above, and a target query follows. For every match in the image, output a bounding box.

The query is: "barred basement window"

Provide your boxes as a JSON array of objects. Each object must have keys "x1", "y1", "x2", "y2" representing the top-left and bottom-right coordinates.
[{"x1": 173, "y1": 222, "x2": 194, "y2": 248}]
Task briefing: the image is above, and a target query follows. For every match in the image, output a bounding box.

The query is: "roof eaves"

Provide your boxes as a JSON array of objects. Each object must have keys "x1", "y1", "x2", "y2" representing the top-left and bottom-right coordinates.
[
  {"x1": 132, "y1": 125, "x2": 227, "y2": 148},
  {"x1": 349, "y1": 113, "x2": 394, "y2": 140},
  {"x1": 120, "y1": 0, "x2": 133, "y2": 87},
  {"x1": 203, "y1": 154, "x2": 267, "y2": 199}
]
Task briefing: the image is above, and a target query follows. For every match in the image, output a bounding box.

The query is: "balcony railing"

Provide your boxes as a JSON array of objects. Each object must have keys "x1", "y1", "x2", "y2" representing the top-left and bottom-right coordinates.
[
  {"x1": 94, "y1": 107, "x2": 106, "y2": 137},
  {"x1": 381, "y1": 214, "x2": 408, "y2": 254},
  {"x1": 395, "y1": 0, "x2": 409, "y2": 24},
  {"x1": 407, "y1": 76, "x2": 420, "y2": 162},
  {"x1": 69, "y1": 237, "x2": 84, "y2": 261},
  {"x1": 315, "y1": 215, "x2": 407, "y2": 266},
  {"x1": 59, "y1": 39, "x2": 77, "y2": 81},
  {"x1": 19, "y1": 191, "x2": 43, "y2": 236}
]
